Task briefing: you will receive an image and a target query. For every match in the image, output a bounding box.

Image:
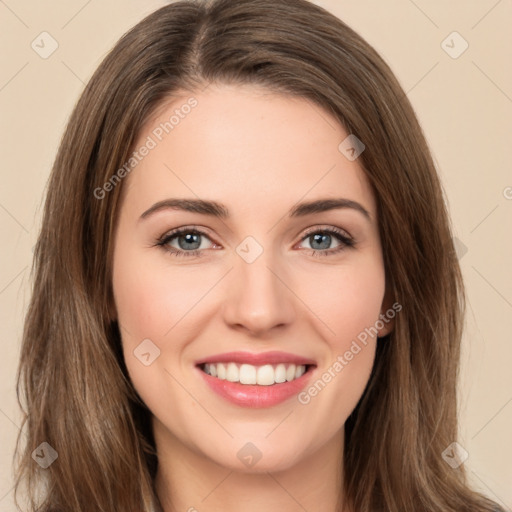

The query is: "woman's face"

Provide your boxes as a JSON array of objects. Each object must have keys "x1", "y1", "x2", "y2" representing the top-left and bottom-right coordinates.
[{"x1": 112, "y1": 83, "x2": 393, "y2": 472}]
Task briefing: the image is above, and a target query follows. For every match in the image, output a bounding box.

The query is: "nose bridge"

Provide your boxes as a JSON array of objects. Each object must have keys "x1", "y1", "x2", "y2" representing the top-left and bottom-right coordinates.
[{"x1": 223, "y1": 240, "x2": 295, "y2": 335}]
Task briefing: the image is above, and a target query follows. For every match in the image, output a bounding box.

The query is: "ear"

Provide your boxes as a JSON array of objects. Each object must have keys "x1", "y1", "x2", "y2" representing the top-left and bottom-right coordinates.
[{"x1": 377, "y1": 286, "x2": 398, "y2": 338}]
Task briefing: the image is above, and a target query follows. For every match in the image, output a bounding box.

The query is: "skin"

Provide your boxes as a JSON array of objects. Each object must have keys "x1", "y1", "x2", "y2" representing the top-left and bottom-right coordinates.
[{"x1": 112, "y1": 83, "x2": 394, "y2": 512}]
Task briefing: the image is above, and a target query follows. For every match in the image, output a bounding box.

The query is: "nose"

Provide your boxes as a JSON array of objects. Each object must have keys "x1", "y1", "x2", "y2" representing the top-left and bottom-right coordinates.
[{"x1": 222, "y1": 251, "x2": 296, "y2": 337}]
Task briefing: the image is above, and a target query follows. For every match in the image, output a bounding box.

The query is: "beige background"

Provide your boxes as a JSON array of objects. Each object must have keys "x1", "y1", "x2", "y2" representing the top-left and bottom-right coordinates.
[{"x1": 1, "y1": 0, "x2": 511, "y2": 509}]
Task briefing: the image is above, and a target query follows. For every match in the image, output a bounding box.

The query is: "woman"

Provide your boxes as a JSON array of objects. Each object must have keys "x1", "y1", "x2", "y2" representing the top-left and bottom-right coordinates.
[{"x1": 14, "y1": 0, "x2": 507, "y2": 511}]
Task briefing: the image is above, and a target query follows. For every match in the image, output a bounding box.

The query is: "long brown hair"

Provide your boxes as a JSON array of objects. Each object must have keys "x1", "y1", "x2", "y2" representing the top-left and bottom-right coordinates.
[{"x1": 14, "y1": 0, "x2": 506, "y2": 511}]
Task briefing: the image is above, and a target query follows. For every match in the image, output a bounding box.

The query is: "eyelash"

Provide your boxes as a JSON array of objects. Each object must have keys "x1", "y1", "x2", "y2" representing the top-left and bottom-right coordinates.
[{"x1": 156, "y1": 225, "x2": 355, "y2": 258}]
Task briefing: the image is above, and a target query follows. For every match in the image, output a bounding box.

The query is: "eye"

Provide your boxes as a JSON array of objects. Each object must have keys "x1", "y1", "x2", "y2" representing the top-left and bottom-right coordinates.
[
  {"x1": 297, "y1": 227, "x2": 354, "y2": 257},
  {"x1": 155, "y1": 225, "x2": 355, "y2": 258},
  {"x1": 156, "y1": 226, "x2": 217, "y2": 258}
]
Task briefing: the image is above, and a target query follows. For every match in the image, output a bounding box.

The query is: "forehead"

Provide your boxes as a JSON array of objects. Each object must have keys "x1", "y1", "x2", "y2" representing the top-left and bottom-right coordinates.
[{"x1": 120, "y1": 84, "x2": 375, "y2": 218}]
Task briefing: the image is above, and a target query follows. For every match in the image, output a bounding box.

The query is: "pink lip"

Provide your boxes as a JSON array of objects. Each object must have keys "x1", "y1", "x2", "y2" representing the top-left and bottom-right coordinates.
[
  {"x1": 195, "y1": 351, "x2": 316, "y2": 408},
  {"x1": 196, "y1": 350, "x2": 316, "y2": 366},
  {"x1": 198, "y1": 370, "x2": 314, "y2": 408}
]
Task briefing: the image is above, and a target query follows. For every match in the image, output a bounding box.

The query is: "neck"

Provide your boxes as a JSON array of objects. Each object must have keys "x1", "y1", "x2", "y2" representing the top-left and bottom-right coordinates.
[{"x1": 153, "y1": 419, "x2": 349, "y2": 512}]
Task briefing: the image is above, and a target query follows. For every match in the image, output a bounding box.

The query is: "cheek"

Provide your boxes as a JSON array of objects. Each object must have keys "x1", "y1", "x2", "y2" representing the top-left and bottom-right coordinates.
[
  {"x1": 293, "y1": 253, "x2": 385, "y2": 416},
  {"x1": 112, "y1": 253, "x2": 194, "y2": 431},
  {"x1": 299, "y1": 253, "x2": 386, "y2": 349},
  {"x1": 111, "y1": 249, "x2": 177, "y2": 394},
  {"x1": 113, "y1": 267, "x2": 170, "y2": 340},
  {"x1": 112, "y1": 248, "x2": 204, "y2": 342},
  {"x1": 111, "y1": 249, "x2": 218, "y2": 412}
]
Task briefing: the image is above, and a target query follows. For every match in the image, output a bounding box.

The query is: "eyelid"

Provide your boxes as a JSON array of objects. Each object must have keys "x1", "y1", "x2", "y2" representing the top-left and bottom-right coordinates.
[
  {"x1": 157, "y1": 225, "x2": 216, "y2": 244},
  {"x1": 299, "y1": 224, "x2": 353, "y2": 241}
]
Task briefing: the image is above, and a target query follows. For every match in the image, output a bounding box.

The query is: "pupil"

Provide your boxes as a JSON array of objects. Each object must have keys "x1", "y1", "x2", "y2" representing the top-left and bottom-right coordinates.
[
  {"x1": 179, "y1": 233, "x2": 201, "y2": 250},
  {"x1": 312, "y1": 233, "x2": 330, "y2": 250}
]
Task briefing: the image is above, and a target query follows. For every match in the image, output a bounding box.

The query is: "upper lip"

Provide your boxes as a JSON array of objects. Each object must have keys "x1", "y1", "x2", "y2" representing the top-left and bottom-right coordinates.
[{"x1": 196, "y1": 351, "x2": 316, "y2": 366}]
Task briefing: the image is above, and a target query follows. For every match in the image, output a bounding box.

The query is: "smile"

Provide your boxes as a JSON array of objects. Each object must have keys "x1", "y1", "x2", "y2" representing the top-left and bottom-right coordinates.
[
  {"x1": 201, "y1": 362, "x2": 308, "y2": 385},
  {"x1": 196, "y1": 351, "x2": 316, "y2": 408}
]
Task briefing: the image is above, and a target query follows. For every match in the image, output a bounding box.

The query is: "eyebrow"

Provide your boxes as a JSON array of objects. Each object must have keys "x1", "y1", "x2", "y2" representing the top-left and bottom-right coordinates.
[{"x1": 139, "y1": 197, "x2": 371, "y2": 222}]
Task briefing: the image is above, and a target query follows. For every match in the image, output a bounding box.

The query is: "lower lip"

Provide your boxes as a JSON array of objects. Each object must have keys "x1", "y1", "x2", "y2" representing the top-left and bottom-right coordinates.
[{"x1": 197, "y1": 367, "x2": 315, "y2": 408}]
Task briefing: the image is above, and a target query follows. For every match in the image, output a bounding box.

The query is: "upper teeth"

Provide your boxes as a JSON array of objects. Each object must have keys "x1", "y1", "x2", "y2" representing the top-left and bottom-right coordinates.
[{"x1": 203, "y1": 363, "x2": 307, "y2": 386}]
